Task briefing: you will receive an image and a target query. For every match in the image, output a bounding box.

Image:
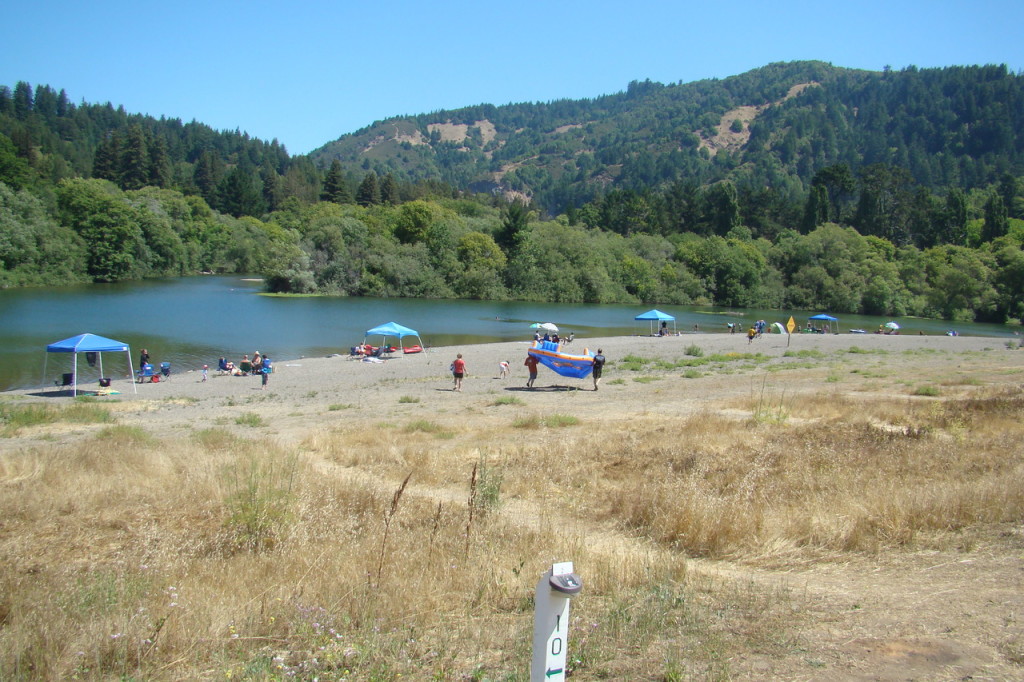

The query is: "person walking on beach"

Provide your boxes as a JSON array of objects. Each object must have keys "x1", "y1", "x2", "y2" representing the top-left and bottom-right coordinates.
[
  {"x1": 524, "y1": 353, "x2": 539, "y2": 388},
  {"x1": 498, "y1": 360, "x2": 510, "y2": 379},
  {"x1": 260, "y1": 356, "x2": 271, "y2": 389},
  {"x1": 592, "y1": 348, "x2": 606, "y2": 391},
  {"x1": 201, "y1": 364, "x2": 208, "y2": 382},
  {"x1": 452, "y1": 353, "x2": 466, "y2": 391}
]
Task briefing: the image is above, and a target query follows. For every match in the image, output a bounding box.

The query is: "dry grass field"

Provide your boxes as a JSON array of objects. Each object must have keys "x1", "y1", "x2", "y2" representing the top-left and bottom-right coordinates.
[{"x1": 1, "y1": 333, "x2": 1022, "y2": 680}]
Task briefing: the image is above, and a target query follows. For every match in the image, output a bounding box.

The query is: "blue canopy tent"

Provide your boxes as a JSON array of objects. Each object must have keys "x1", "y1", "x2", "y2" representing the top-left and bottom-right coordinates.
[
  {"x1": 364, "y1": 322, "x2": 425, "y2": 354},
  {"x1": 43, "y1": 333, "x2": 137, "y2": 396},
  {"x1": 635, "y1": 309, "x2": 676, "y2": 336},
  {"x1": 807, "y1": 313, "x2": 840, "y2": 334}
]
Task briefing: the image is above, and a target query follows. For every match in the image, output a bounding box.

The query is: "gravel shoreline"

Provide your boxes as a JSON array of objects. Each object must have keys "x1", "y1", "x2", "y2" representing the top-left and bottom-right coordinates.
[{"x1": 6, "y1": 331, "x2": 1019, "y2": 449}]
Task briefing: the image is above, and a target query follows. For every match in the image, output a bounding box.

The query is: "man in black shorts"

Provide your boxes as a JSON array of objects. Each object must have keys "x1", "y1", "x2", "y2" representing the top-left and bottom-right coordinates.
[{"x1": 592, "y1": 348, "x2": 606, "y2": 391}]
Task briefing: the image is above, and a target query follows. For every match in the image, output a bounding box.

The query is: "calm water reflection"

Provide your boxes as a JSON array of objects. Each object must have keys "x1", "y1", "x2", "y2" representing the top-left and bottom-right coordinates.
[{"x1": 0, "y1": 276, "x2": 1016, "y2": 391}]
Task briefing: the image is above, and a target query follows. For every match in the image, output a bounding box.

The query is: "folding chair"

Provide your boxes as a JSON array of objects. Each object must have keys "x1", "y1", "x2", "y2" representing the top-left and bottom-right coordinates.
[{"x1": 136, "y1": 364, "x2": 158, "y2": 383}]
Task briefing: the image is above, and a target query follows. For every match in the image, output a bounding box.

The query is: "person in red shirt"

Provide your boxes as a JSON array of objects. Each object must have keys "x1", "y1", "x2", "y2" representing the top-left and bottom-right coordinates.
[
  {"x1": 524, "y1": 353, "x2": 539, "y2": 388},
  {"x1": 452, "y1": 353, "x2": 467, "y2": 391}
]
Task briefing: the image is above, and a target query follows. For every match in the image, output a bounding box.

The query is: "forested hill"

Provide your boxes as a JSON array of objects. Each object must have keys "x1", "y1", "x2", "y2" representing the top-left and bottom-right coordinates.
[
  {"x1": 0, "y1": 82, "x2": 323, "y2": 214},
  {"x1": 310, "y1": 61, "x2": 1024, "y2": 214},
  {"x1": 2, "y1": 62, "x2": 1024, "y2": 325}
]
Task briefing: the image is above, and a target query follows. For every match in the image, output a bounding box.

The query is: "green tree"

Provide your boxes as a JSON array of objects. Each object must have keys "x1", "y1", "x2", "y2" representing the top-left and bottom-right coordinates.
[
  {"x1": 854, "y1": 164, "x2": 914, "y2": 244},
  {"x1": 707, "y1": 181, "x2": 741, "y2": 236},
  {"x1": 12, "y1": 81, "x2": 32, "y2": 119},
  {"x1": 494, "y1": 199, "x2": 530, "y2": 256},
  {"x1": 0, "y1": 182, "x2": 86, "y2": 285},
  {"x1": 810, "y1": 164, "x2": 856, "y2": 223},
  {"x1": 922, "y1": 245, "x2": 996, "y2": 320},
  {"x1": 218, "y1": 168, "x2": 266, "y2": 218},
  {"x1": 0, "y1": 135, "x2": 32, "y2": 190},
  {"x1": 939, "y1": 188, "x2": 968, "y2": 246},
  {"x1": 379, "y1": 173, "x2": 399, "y2": 205},
  {"x1": 261, "y1": 166, "x2": 283, "y2": 212},
  {"x1": 146, "y1": 135, "x2": 171, "y2": 188},
  {"x1": 800, "y1": 183, "x2": 829, "y2": 234},
  {"x1": 193, "y1": 151, "x2": 223, "y2": 205},
  {"x1": 320, "y1": 160, "x2": 350, "y2": 203},
  {"x1": 679, "y1": 235, "x2": 766, "y2": 307},
  {"x1": 56, "y1": 178, "x2": 142, "y2": 282},
  {"x1": 119, "y1": 124, "x2": 150, "y2": 190},
  {"x1": 981, "y1": 191, "x2": 1009, "y2": 243},
  {"x1": 355, "y1": 172, "x2": 380, "y2": 207},
  {"x1": 990, "y1": 242, "x2": 1024, "y2": 323},
  {"x1": 454, "y1": 231, "x2": 507, "y2": 299},
  {"x1": 998, "y1": 173, "x2": 1019, "y2": 219},
  {"x1": 393, "y1": 200, "x2": 441, "y2": 244},
  {"x1": 91, "y1": 133, "x2": 121, "y2": 183},
  {"x1": 456, "y1": 231, "x2": 505, "y2": 271}
]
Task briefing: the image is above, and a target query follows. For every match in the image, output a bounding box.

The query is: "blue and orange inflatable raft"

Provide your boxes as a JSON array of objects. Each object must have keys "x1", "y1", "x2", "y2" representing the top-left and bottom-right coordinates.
[{"x1": 527, "y1": 340, "x2": 595, "y2": 379}]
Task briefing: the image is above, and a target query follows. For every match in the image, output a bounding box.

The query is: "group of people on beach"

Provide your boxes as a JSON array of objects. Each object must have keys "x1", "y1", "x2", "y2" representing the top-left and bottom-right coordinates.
[
  {"x1": 453, "y1": 345, "x2": 605, "y2": 392},
  {"x1": 217, "y1": 351, "x2": 272, "y2": 388},
  {"x1": 533, "y1": 330, "x2": 574, "y2": 345}
]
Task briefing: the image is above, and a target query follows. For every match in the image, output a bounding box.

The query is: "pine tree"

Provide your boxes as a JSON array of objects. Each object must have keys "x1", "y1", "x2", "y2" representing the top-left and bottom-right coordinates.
[
  {"x1": 13, "y1": 81, "x2": 33, "y2": 119},
  {"x1": 709, "y1": 181, "x2": 741, "y2": 236},
  {"x1": 320, "y1": 160, "x2": 350, "y2": 203},
  {"x1": 218, "y1": 167, "x2": 266, "y2": 218},
  {"x1": 355, "y1": 172, "x2": 380, "y2": 206},
  {"x1": 193, "y1": 151, "x2": 223, "y2": 204},
  {"x1": 146, "y1": 134, "x2": 170, "y2": 188},
  {"x1": 942, "y1": 188, "x2": 968, "y2": 246},
  {"x1": 801, "y1": 184, "x2": 829, "y2": 233},
  {"x1": 495, "y1": 200, "x2": 530, "y2": 255},
  {"x1": 261, "y1": 166, "x2": 283, "y2": 212},
  {"x1": 981, "y1": 191, "x2": 1009, "y2": 243},
  {"x1": 92, "y1": 132, "x2": 121, "y2": 182},
  {"x1": 119, "y1": 124, "x2": 149, "y2": 190},
  {"x1": 380, "y1": 173, "x2": 399, "y2": 204},
  {"x1": 998, "y1": 173, "x2": 1019, "y2": 219}
]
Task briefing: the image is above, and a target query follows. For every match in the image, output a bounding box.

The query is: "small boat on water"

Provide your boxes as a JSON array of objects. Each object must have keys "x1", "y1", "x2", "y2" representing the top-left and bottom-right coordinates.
[{"x1": 527, "y1": 340, "x2": 595, "y2": 379}]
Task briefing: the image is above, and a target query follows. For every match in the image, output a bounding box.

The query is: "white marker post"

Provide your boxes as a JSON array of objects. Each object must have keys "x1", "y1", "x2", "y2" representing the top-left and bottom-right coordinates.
[{"x1": 531, "y1": 561, "x2": 582, "y2": 682}]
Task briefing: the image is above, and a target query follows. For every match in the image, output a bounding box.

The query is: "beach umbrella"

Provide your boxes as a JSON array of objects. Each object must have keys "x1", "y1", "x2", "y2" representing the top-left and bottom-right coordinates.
[
  {"x1": 530, "y1": 322, "x2": 559, "y2": 332},
  {"x1": 885, "y1": 321, "x2": 900, "y2": 330}
]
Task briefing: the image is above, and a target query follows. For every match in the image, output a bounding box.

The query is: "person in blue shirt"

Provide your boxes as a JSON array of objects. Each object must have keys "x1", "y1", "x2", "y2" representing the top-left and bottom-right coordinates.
[{"x1": 260, "y1": 356, "x2": 271, "y2": 389}]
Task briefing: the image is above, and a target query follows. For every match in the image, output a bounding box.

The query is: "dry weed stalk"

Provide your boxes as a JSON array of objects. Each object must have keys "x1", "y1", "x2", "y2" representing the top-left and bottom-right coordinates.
[
  {"x1": 375, "y1": 471, "x2": 412, "y2": 587},
  {"x1": 466, "y1": 462, "x2": 478, "y2": 559},
  {"x1": 428, "y1": 500, "x2": 443, "y2": 565}
]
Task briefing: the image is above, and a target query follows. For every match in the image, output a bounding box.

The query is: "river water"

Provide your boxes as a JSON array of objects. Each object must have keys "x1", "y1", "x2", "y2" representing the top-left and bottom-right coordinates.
[{"x1": 0, "y1": 275, "x2": 1017, "y2": 391}]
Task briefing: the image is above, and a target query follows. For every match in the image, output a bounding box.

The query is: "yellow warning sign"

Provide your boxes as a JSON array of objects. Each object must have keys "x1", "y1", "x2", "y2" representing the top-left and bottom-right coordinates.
[{"x1": 786, "y1": 316, "x2": 796, "y2": 334}]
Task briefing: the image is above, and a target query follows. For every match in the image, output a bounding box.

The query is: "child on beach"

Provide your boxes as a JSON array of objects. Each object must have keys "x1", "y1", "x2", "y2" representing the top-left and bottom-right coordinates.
[
  {"x1": 201, "y1": 365, "x2": 208, "y2": 382},
  {"x1": 260, "y1": 356, "x2": 271, "y2": 389},
  {"x1": 498, "y1": 360, "x2": 510, "y2": 378}
]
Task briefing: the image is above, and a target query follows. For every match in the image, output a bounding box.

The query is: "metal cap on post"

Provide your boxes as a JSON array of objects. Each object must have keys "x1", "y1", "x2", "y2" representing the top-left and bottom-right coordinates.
[{"x1": 531, "y1": 562, "x2": 582, "y2": 682}]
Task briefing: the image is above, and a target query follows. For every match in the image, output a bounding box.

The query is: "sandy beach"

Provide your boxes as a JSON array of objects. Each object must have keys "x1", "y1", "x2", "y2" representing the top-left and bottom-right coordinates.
[{"x1": 6, "y1": 331, "x2": 1019, "y2": 450}]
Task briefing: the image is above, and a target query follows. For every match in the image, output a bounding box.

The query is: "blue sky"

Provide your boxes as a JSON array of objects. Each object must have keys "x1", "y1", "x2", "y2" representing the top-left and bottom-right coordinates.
[{"x1": 4, "y1": 0, "x2": 1023, "y2": 156}]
